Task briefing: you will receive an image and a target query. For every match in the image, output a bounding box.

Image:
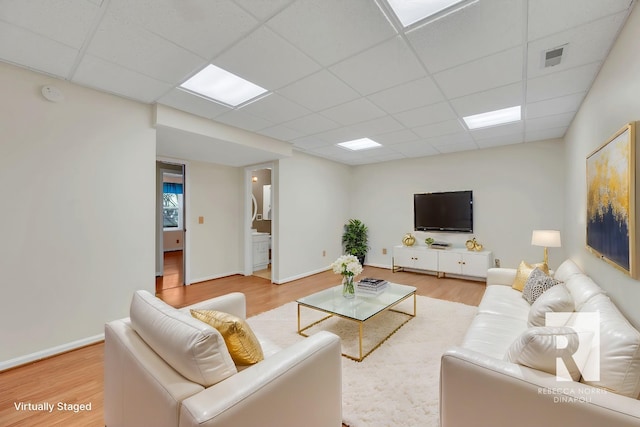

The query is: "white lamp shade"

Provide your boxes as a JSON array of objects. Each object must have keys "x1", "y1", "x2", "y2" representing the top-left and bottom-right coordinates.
[{"x1": 531, "y1": 230, "x2": 561, "y2": 247}]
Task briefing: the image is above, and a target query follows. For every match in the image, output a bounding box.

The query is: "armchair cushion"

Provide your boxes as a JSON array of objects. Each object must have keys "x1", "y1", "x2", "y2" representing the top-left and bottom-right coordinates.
[{"x1": 129, "y1": 290, "x2": 237, "y2": 387}]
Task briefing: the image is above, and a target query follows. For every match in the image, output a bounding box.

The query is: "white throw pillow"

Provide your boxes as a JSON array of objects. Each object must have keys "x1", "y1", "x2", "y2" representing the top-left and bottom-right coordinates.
[
  {"x1": 506, "y1": 326, "x2": 586, "y2": 381},
  {"x1": 528, "y1": 284, "x2": 575, "y2": 327},
  {"x1": 130, "y1": 290, "x2": 237, "y2": 387}
]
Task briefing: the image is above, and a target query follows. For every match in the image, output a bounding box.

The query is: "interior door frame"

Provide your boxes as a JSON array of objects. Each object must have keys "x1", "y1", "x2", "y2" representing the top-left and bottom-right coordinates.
[
  {"x1": 157, "y1": 157, "x2": 191, "y2": 286},
  {"x1": 244, "y1": 162, "x2": 275, "y2": 281}
]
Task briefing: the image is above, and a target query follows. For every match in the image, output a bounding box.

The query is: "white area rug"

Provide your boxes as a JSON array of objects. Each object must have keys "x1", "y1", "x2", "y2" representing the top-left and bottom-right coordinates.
[{"x1": 247, "y1": 295, "x2": 477, "y2": 427}]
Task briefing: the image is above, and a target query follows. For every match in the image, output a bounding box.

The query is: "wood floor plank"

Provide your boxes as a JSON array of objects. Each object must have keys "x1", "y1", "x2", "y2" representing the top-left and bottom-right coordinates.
[{"x1": 0, "y1": 267, "x2": 485, "y2": 426}]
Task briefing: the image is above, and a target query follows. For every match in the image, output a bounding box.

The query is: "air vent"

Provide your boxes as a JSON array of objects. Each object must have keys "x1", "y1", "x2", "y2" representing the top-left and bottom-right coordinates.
[{"x1": 544, "y1": 45, "x2": 566, "y2": 68}]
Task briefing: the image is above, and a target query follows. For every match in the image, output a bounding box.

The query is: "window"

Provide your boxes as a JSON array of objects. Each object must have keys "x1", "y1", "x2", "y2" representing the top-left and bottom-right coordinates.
[{"x1": 163, "y1": 180, "x2": 183, "y2": 230}]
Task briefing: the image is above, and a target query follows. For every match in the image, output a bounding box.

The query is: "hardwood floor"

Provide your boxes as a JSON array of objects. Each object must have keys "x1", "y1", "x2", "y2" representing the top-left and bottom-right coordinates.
[
  {"x1": 155, "y1": 250, "x2": 184, "y2": 292},
  {"x1": 0, "y1": 267, "x2": 485, "y2": 426}
]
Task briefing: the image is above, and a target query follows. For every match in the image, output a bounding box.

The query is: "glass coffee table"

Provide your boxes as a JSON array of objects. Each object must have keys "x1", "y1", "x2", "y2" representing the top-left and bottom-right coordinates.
[{"x1": 296, "y1": 282, "x2": 416, "y2": 361}]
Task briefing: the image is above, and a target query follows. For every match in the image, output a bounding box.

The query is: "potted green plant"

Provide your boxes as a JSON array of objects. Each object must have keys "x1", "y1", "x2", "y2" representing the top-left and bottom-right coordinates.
[{"x1": 342, "y1": 219, "x2": 369, "y2": 265}]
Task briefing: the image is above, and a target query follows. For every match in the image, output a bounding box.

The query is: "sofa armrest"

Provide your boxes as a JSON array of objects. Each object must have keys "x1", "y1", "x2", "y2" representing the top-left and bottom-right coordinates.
[
  {"x1": 179, "y1": 331, "x2": 342, "y2": 427},
  {"x1": 179, "y1": 292, "x2": 246, "y2": 319},
  {"x1": 440, "y1": 347, "x2": 640, "y2": 427},
  {"x1": 486, "y1": 267, "x2": 517, "y2": 286}
]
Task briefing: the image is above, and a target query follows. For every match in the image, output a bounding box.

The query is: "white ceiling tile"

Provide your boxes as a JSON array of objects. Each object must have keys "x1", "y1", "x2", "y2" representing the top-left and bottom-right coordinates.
[
  {"x1": 214, "y1": 109, "x2": 273, "y2": 131},
  {"x1": 528, "y1": 0, "x2": 631, "y2": 41},
  {"x1": 525, "y1": 127, "x2": 567, "y2": 142},
  {"x1": 344, "y1": 116, "x2": 405, "y2": 139},
  {"x1": 526, "y1": 112, "x2": 574, "y2": 132},
  {"x1": 450, "y1": 83, "x2": 523, "y2": 118},
  {"x1": 157, "y1": 88, "x2": 231, "y2": 119},
  {"x1": 240, "y1": 93, "x2": 310, "y2": 123},
  {"x1": 427, "y1": 132, "x2": 474, "y2": 147},
  {"x1": 73, "y1": 55, "x2": 173, "y2": 103},
  {"x1": 0, "y1": 0, "x2": 100, "y2": 48},
  {"x1": 0, "y1": 22, "x2": 78, "y2": 78},
  {"x1": 527, "y1": 12, "x2": 628, "y2": 79},
  {"x1": 469, "y1": 121, "x2": 523, "y2": 140},
  {"x1": 436, "y1": 140, "x2": 479, "y2": 154},
  {"x1": 434, "y1": 47, "x2": 523, "y2": 99},
  {"x1": 394, "y1": 102, "x2": 457, "y2": 128},
  {"x1": 392, "y1": 141, "x2": 439, "y2": 157},
  {"x1": 408, "y1": 0, "x2": 525, "y2": 73},
  {"x1": 526, "y1": 92, "x2": 585, "y2": 119},
  {"x1": 214, "y1": 26, "x2": 320, "y2": 90},
  {"x1": 277, "y1": 70, "x2": 360, "y2": 111},
  {"x1": 475, "y1": 133, "x2": 524, "y2": 148},
  {"x1": 412, "y1": 119, "x2": 465, "y2": 139},
  {"x1": 329, "y1": 36, "x2": 426, "y2": 95},
  {"x1": 526, "y1": 62, "x2": 601, "y2": 103},
  {"x1": 106, "y1": 0, "x2": 259, "y2": 60},
  {"x1": 291, "y1": 136, "x2": 330, "y2": 150},
  {"x1": 234, "y1": 0, "x2": 295, "y2": 20},
  {"x1": 372, "y1": 129, "x2": 420, "y2": 146},
  {"x1": 258, "y1": 124, "x2": 303, "y2": 142},
  {"x1": 267, "y1": 0, "x2": 397, "y2": 66},
  {"x1": 367, "y1": 77, "x2": 445, "y2": 114},
  {"x1": 320, "y1": 98, "x2": 387, "y2": 126},
  {"x1": 87, "y1": 12, "x2": 205, "y2": 83},
  {"x1": 283, "y1": 113, "x2": 340, "y2": 135}
]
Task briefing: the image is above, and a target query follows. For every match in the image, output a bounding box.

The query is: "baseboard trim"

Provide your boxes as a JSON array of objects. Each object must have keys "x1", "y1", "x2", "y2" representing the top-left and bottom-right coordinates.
[
  {"x1": 0, "y1": 333, "x2": 105, "y2": 372},
  {"x1": 189, "y1": 271, "x2": 244, "y2": 285},
  {"x1": 274, "y1": 266, "x2": 331, "y2": 284}
]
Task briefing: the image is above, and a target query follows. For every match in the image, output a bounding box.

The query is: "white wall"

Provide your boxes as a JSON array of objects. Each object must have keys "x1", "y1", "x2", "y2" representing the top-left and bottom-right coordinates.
[
  {"x1": 0, "y1": 62, "x2": 156, "y2": 366},
  {"x1": 563, "y1": 4, "x2": 640, "y2": 328},
  {"x1": 188, "y1": 161, "x2": 244, "y2": 282},
  {"x1": 276, "y1": 151, "x2": 351, "y2": 283},
  {"x1": 351, "y1": 139, "x2": 566, "y2": 270}
]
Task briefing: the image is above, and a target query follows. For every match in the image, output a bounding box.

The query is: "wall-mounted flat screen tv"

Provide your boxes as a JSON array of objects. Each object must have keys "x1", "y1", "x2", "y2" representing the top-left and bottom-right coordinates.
[{"x1": 414, "y1": 190, "x2": 473, "y2": 233}]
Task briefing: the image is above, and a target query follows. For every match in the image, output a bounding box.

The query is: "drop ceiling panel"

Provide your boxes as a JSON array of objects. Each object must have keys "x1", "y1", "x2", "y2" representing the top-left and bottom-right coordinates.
[
  {"x1": 266, "y1": 0, "x2": 397, "y2": 66},
  {"x1": 277, "y1": 70, "x2": 360, "y2": 111},
  {"x1": 240, "y1": 93, "x2": 310, "y2": 124},
  {"x1": 283, "y1": 113, "x2": 340, "y2": 135},
  {"x1": 87, "y1": 12, "x2": 205, "y2": 84},
  {"x1": 475, "y1": 133, "x2": 524, "y2": 148},
  {"x1": 526, "y1": 111, "x2": 575, "y2": 132},
  {"x1": 73, "y1": 55, "x2": 173, "y2": 103},
  {"x1": 394, "y1": 102, "x2": 457, "y2": 128},
  {"x1": 0, "y1": 22, "x2": 78, "y2": 78},
  {"x1": 259, "y1": 124, "x2": 304, "y2": 142},
  {"x1": 528, "y1": 0, "x2": 631, "y2": 41},
  {"x1": 392, "y1": 141, "x2": 439, "y2": 157},
  {"x1": 213, "y1": 26, "x2": 320, "y2": 90},
  {"x1": 367, "y1": 76, "x2": 445, "y2": 114},
  {"x1": 427, "y1": 132, "x2": 475, "y2": 148},
  {"x1": 527, "y1": 12, "x2": 628, "y2": 79},
  {"x1": 450, "y1": 83, "x2": 522, "y2": 118},
  {"x1": 158, "y1": 89, "x2": 231, "y2": 120},
  {"x1": 320, "y1": 98, "x2": 387, "y2": 126},
  {"x1": 412, "y1": 119, "x2": 465, "y2": 139},
  {"x1": 434, "y1": 47, "x2": 523, "y2": 99},
  {"x1": 106, "y1": 0, "x2": 259, "y2": 60},
  {"x1": 436, "y1": 140, "x2": 479, "y2": 154},
  {"x1": 214, "y1": 109, "x2": 273, "y2": 132},
  {"x1": 525, "y1": 127, "x2": 567, "y2": 142},
  {"x1": 408, "y1": 0, "x2": 525, "y2": 73},
  {"x1": 329, "y1": 36, "x2": 426, "y2": 96},
  {"x1": 234, "y1": 0, "x2": 295, "y2": 20},
  {"x1": 470, "y1": 121, "x2": 524, "y2": 140},
  {"x1": 525, "y1": 92, "x2": 585, "y2": 119},
  {"x1": 372, "y1": 129, "x2": 421, "y2": 146},
  {"x1": 526, "y1": 62, "x2": 601, "y2": 103}
]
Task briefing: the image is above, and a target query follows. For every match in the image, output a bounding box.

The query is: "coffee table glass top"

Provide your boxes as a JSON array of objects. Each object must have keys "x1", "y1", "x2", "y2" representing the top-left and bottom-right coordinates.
[{"x1": 296, "y1": 282, "x2": 416, "y2": 322}]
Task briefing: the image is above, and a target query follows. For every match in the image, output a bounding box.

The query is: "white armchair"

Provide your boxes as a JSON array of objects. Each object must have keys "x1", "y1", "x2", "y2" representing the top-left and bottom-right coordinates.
[{"x1": 104, "y1": 291, "x2": 342, "y2": 427}]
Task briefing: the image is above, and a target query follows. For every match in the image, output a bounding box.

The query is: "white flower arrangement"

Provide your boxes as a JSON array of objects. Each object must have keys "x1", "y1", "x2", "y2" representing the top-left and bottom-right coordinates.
[{"x1": 331, "y1": 254, "x2": 363, "y2": 277}]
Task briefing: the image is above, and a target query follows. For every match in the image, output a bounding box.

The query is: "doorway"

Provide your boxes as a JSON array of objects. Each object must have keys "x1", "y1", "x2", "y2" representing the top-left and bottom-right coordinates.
[
  {"x1": 156, "y1": 161, "x2": 187, "y2": 292},
  {"x1": 246, "y1": 164, "x2": 274, "y2": 281}
]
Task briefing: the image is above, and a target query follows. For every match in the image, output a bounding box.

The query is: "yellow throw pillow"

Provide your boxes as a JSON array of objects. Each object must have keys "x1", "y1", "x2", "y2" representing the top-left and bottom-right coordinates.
[
  {"x1": 190, "y1": 309, "x2": 264, "y2": 365},
  {"x1": 512, "y1": 261, "x2": 549, "y2": 291}
]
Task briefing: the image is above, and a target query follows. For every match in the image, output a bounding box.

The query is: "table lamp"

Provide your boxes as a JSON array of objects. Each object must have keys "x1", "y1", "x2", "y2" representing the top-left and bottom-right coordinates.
[{"x1": 531, "y1": 230, "x2": 561, "y2": 265}]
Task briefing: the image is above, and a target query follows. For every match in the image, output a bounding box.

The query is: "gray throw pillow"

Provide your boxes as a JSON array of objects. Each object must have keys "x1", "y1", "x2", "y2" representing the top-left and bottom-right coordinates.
[{"x1": 522, "y1": 267, "x2": 561, "y2": 304}]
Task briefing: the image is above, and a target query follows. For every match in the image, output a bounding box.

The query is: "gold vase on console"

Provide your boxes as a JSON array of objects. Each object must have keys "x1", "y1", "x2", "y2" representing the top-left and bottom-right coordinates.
[{"x1": 402, "y1": 233, "x2": 416, "y2": 246}]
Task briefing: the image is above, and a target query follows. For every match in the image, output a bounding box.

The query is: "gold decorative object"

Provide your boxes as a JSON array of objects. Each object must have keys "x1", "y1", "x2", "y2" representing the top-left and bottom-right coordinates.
[
  {"x1": 466, "y1": 238, "x2": 484, "y2": 251},
  {"x1": 402, "y1": 233, "x2": 416, "y2": 246}
]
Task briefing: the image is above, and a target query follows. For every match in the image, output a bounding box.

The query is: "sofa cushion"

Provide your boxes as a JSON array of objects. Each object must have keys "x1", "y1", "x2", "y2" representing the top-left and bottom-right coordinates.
[
  {"x1": 506, "y1": 326, "x2": 584, "y2": 381},
  {"x1": 512, "y1": 261, "x2": 549, "y2": 291},
  {"x1": 462, "y1": 312, "x2": 528, "y2": 359},
  {"x1": 564, "y1": 274, "x2": 605, "y2": 309},
  {"x1": 478, "y1": 285, "x2": 531, "y2": 321},
  {"x1": 129, "y1": 290, "x2": 237, "y2": 387},
  {"x1": 528, "y1": 283, "x2": 575, "y2": 327},
  {"x1": 191, "y1": 309, "x2": 264, "y2": 366},
  {"x1": 553, "y1": 259, "x2": 583, "y2": 282},
  {"x1": 522, "y1": 268, "x2": 561, "y2": 304},
  {"x1": 577, "y1": 293, "x2": 640, "y2": 398}
]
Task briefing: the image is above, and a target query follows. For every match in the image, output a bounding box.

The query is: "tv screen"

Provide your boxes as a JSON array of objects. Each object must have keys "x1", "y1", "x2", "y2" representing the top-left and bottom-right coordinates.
[{"x1": 414, "y1": 191, "x2": 473, "y2": 233}]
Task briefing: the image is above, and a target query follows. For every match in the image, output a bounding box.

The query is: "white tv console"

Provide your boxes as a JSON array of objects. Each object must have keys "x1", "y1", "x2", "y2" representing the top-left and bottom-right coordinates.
[{"x1": 392, "y1": 245, "x2": 493, "y2": 280}]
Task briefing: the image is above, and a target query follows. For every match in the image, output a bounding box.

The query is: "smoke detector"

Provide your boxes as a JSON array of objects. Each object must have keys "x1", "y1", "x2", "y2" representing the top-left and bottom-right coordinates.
[
  {"x1": 543, "y1": 45, "x2": 567, "y2": 68},
  {"x1": 41, "y1": 85, "x2": 64, "y2": 102}
]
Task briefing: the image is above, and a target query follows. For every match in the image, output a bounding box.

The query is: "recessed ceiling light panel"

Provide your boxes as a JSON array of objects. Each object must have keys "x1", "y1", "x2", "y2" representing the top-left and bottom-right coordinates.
[
  {"x1": 337, "y1": 138, "x2": 382, "y2": 151},
  {"x1": 463, "y1": 106, "x2": 521, "y2": 130},
  {"x1": 180, "y1": 64, "x2": 268, "y2": 107},
  {"x1": 386, "y1": 0, "x2": 467, "y2": 27}
]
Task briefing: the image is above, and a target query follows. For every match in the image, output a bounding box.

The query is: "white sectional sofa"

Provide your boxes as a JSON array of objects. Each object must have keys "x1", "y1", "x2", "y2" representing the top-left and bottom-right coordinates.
[
  {"x1": 440, "y1": 259, "x2": 640, "y2": 427},
  {"x1": 104, "y1": 290, "x2": 342, "y2": 427}
]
